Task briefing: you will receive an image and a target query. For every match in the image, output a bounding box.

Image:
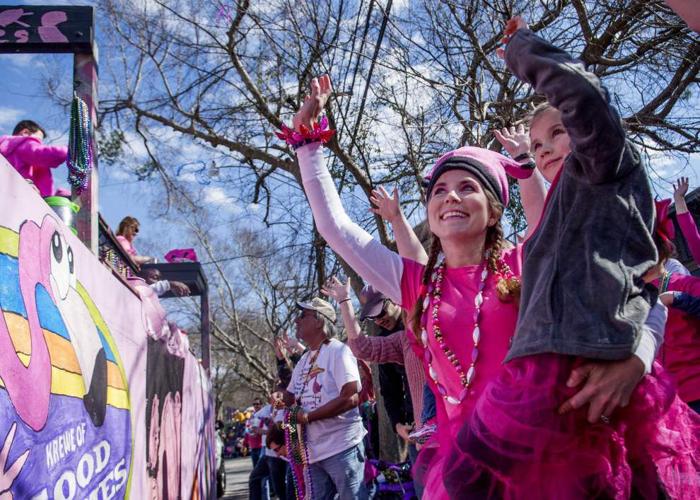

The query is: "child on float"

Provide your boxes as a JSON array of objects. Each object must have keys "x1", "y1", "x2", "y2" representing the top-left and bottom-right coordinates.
[
  {"x1": 278, "y1": 74, "x2": 664, "y2": 498},
  {"x1": 0, "y1": 120, "x2": 68, "y2": 197},
  {"x1": 439, "y1": 17, "x2": 699, "y2": 498}
]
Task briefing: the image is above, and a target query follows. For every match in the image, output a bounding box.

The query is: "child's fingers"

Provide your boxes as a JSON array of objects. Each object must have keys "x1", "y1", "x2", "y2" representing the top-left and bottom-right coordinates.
[
  {"x1": 379, "y1": 185, "x2": 390, "y2": 197},
  {"x1": 517, "y1": 123, "x2": 525, "y2": 134},
  {"x1": 494, "y1": 129, "x2": 506, "y2": 143}
]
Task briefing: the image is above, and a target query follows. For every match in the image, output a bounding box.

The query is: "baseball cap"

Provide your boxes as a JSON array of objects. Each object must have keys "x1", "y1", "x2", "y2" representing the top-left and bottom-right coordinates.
[
  {"x1": 296, "y1": 297, "x2": 336, "y2": 323},
  {"x1": 358, "y1": 285, "x2": 386, "y2": 321}
]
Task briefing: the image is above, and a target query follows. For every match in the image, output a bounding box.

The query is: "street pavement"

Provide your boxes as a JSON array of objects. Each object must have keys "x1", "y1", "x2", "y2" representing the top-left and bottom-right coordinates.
[{"x1": 221, "y1": 457, "x2": 253, "y2": 499}]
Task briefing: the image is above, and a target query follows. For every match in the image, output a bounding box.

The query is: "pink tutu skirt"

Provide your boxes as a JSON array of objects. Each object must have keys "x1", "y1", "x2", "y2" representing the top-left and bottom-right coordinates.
[{"x1": 442, "y1": 354, "x2": 700, "y2": 499}]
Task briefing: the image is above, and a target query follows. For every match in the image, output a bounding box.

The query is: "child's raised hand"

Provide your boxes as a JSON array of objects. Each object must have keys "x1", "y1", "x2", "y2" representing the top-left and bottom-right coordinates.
[
  {"x1": 673, "y1": 176, "x2": 689, "y2": 201},
  {"x1": 497, "y1": 16, "x2": 529, "y2": 58},
  {"x1": 321, "y1": 276, "x2": 351, "y2": 303},
  {"x1": 370, "y1": 186, "x2": 402, "y2": 223},
  {"x1": 292, "y1": 75, "x2": 333, "y2": 132},
  {"x1": 673, "y1": 176, "x2": 690, "y2": 213},
  {"x1": 493, "y1": 124, "x2": 531, "y2": 158}
]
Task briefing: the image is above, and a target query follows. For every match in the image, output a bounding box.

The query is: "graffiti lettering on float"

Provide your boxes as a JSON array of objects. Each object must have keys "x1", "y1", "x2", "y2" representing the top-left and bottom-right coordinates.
[
  {"x1": 0, "y1": 217, "x2": 132, "y2": 499},
  {"x1": 45, "y1": 422, "x2": 87, "y2": 469},
  {"x1": 32, "y1": 441, "x2": 128, "y2": 500}
]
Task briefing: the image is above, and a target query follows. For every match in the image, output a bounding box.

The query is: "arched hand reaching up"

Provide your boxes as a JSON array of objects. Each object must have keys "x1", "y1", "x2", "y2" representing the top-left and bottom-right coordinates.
[
  {"x1": 494, "y1": 124, "x2": 531, "y2": 159},
  {"x1": 321, "y1": 276, "x2": 351, "y2": 303},
  {"x1": 370, "y1": 187, "x2": 402, "y2": 224},
  {"x1": 673, "y1": 176, "x2": 690, "y2": 213},
  {"x1": 293, "y1": 75, "x2": 333, "y2": 132}
]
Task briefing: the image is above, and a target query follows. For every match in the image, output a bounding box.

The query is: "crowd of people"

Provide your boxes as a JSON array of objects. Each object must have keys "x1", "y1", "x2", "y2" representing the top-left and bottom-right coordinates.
[
  {"x1": 3, "y1": 4, "x2": 699, "y2": 500},
  {"x1": 239, "y1": 12, "x2": 700, "y2": 500}
]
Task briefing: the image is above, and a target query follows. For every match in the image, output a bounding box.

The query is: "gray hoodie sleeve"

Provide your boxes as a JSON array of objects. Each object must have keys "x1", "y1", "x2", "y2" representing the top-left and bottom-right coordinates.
[{"x1": 504, "y1": 30, "x2": 634, "y2": 184}]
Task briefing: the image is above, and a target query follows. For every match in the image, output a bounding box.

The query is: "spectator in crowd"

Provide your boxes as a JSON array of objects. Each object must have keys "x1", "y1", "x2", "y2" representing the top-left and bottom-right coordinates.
[
  {"x1": 322, "y1": 281, "x2": 420, "y2": 447},
  {"x1": 0, "y1": 120, "x2": 68, "y2": 197},
  {"x1": 673, "y1": 176, "x2": 700, "y2": 266},
  {"x1": 282, "y1": 297, "x2": 368, "y2": 499},
  {"x1": 249, "y1": 395, "x2": 289, "y2": 500},
  {"x1": 115, "y1": 216, "x2": 157, "y2": 266},
  {"x1": 245, "y1": 399, "x2": 264, "y2": 468},
  {"x1": 647, "y1": 199, "x2": 700, "y2": 413}
]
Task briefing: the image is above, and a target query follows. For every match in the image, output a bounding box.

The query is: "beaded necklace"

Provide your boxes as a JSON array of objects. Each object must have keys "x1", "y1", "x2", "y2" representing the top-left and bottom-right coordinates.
[
  {"x1": 284, "y1": 406, "x2": 314, "y2": 500},
  {"x1": 420, "y1": 255, "x2": 489, "y2": 405},
  {"x1": 67, "y1": 92, "x2": 93, "y2": 194}
]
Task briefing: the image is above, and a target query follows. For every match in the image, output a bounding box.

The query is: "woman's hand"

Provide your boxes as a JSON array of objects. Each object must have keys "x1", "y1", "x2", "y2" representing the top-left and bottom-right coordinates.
[
  {"x1": 369, "y1": 186, "x2": 402, "y2": 223},
  {"x1": 321, "y1": 276, "x2": 351, "y2": 303},
  {"x1": 673, "y1": 176, "x2": 690, "y2": 214},
  {"x1": 497, "y1": 16, "x2": 529, "y2": 58},
  {"x1": 494, "y1": 124, "x2": 531, "y2": 158},
  {"x1": 292, "y1": 75, "x2": 333, "y2": 132},
  {"x1": 558, "y1": 357, "x2": 645, "y2": 423}
]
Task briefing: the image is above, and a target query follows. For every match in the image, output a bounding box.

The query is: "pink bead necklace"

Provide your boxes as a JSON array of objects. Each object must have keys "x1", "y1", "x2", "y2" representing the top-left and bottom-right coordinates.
[{"x1": 420, "y1": 255, "x2": 488, "y2": 405}]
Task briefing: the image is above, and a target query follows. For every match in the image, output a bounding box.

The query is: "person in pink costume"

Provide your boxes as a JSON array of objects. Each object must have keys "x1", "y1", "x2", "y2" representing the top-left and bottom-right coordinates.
[
  {"x1": 281, "y1": 73, "x2": 665, "y2": 499},
  {"x1": 648, "y1": 198, "x2": 700, "y2": 414},
  {"x1": 0, "y1": 120, "x2": 68, "y2": 197},
  {"x1": 673, "y1": 176, "x2": 700, "y2": 266}
]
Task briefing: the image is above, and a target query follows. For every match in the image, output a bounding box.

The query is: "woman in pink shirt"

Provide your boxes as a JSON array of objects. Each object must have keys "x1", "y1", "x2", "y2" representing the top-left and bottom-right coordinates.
[{"x1": 115, "y1": 216, "x2": 155, "y2": 266}]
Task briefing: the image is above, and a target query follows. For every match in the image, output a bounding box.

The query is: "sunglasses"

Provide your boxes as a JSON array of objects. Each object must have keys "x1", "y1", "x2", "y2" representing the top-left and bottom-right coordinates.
[{"x1": 269, "y1": 443, "x2": 283, "y2": 454}]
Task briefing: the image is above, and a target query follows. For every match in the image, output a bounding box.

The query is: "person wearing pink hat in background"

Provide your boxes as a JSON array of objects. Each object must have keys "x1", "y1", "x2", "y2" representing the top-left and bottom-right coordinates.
[{"x1": 0, "y1": 120, "x2": 68, "y2": 197}]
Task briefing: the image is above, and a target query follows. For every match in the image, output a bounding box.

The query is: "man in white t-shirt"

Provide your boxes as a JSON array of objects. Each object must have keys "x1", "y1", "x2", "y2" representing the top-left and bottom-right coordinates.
[{"x1": 283, "y1": 297, "x2": 368, "y2": 500}]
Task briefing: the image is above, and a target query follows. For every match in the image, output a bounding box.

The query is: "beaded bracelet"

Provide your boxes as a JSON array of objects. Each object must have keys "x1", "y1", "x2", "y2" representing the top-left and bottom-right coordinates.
[{"x1": 276, "y1": 115, "x2": 335, "y2": 150}]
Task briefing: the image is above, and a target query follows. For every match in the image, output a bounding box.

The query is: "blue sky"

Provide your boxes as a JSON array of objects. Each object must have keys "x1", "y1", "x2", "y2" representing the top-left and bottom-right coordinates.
[{"x1": 1, "y1": 0, "x2": 698, "y2": 258}]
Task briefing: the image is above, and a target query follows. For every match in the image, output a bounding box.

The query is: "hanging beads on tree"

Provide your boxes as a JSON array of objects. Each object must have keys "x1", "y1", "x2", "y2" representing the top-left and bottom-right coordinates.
[{"x1": 67, "y1": 92, "x2": 93, "y2": 194}]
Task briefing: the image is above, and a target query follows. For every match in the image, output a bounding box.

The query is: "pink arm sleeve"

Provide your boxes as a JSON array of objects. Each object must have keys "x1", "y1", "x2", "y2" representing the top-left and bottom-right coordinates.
[
  {"x1": 347, "y1": 331, "x2": 404, "y2": 365},
  {"x1": 297, "y1": 142, "x2": 403, "y2": 303},
  {"x1": 16, "y1": 140, "x2": 68, "y2": 169},
  {"x1": 677, "y1": 211, "x2": 700, "y2": 266}
]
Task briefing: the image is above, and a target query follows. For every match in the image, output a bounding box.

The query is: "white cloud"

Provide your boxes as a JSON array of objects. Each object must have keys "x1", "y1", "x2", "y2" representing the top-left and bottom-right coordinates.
[
  {"x1": 0, "y1": 107, "x2": 23, "y2": 130},
  {"x1": 0, "y1": 54, "x2": 38, "y2": 68},
  {"x1": 202, "y1": 185, "x2": 240, "y2": 213}
]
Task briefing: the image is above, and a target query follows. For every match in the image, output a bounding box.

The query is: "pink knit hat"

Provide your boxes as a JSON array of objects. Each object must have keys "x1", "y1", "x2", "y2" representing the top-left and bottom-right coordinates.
[{"x1": 423, "y1": 146, "x2": 534, "y2": 206}]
